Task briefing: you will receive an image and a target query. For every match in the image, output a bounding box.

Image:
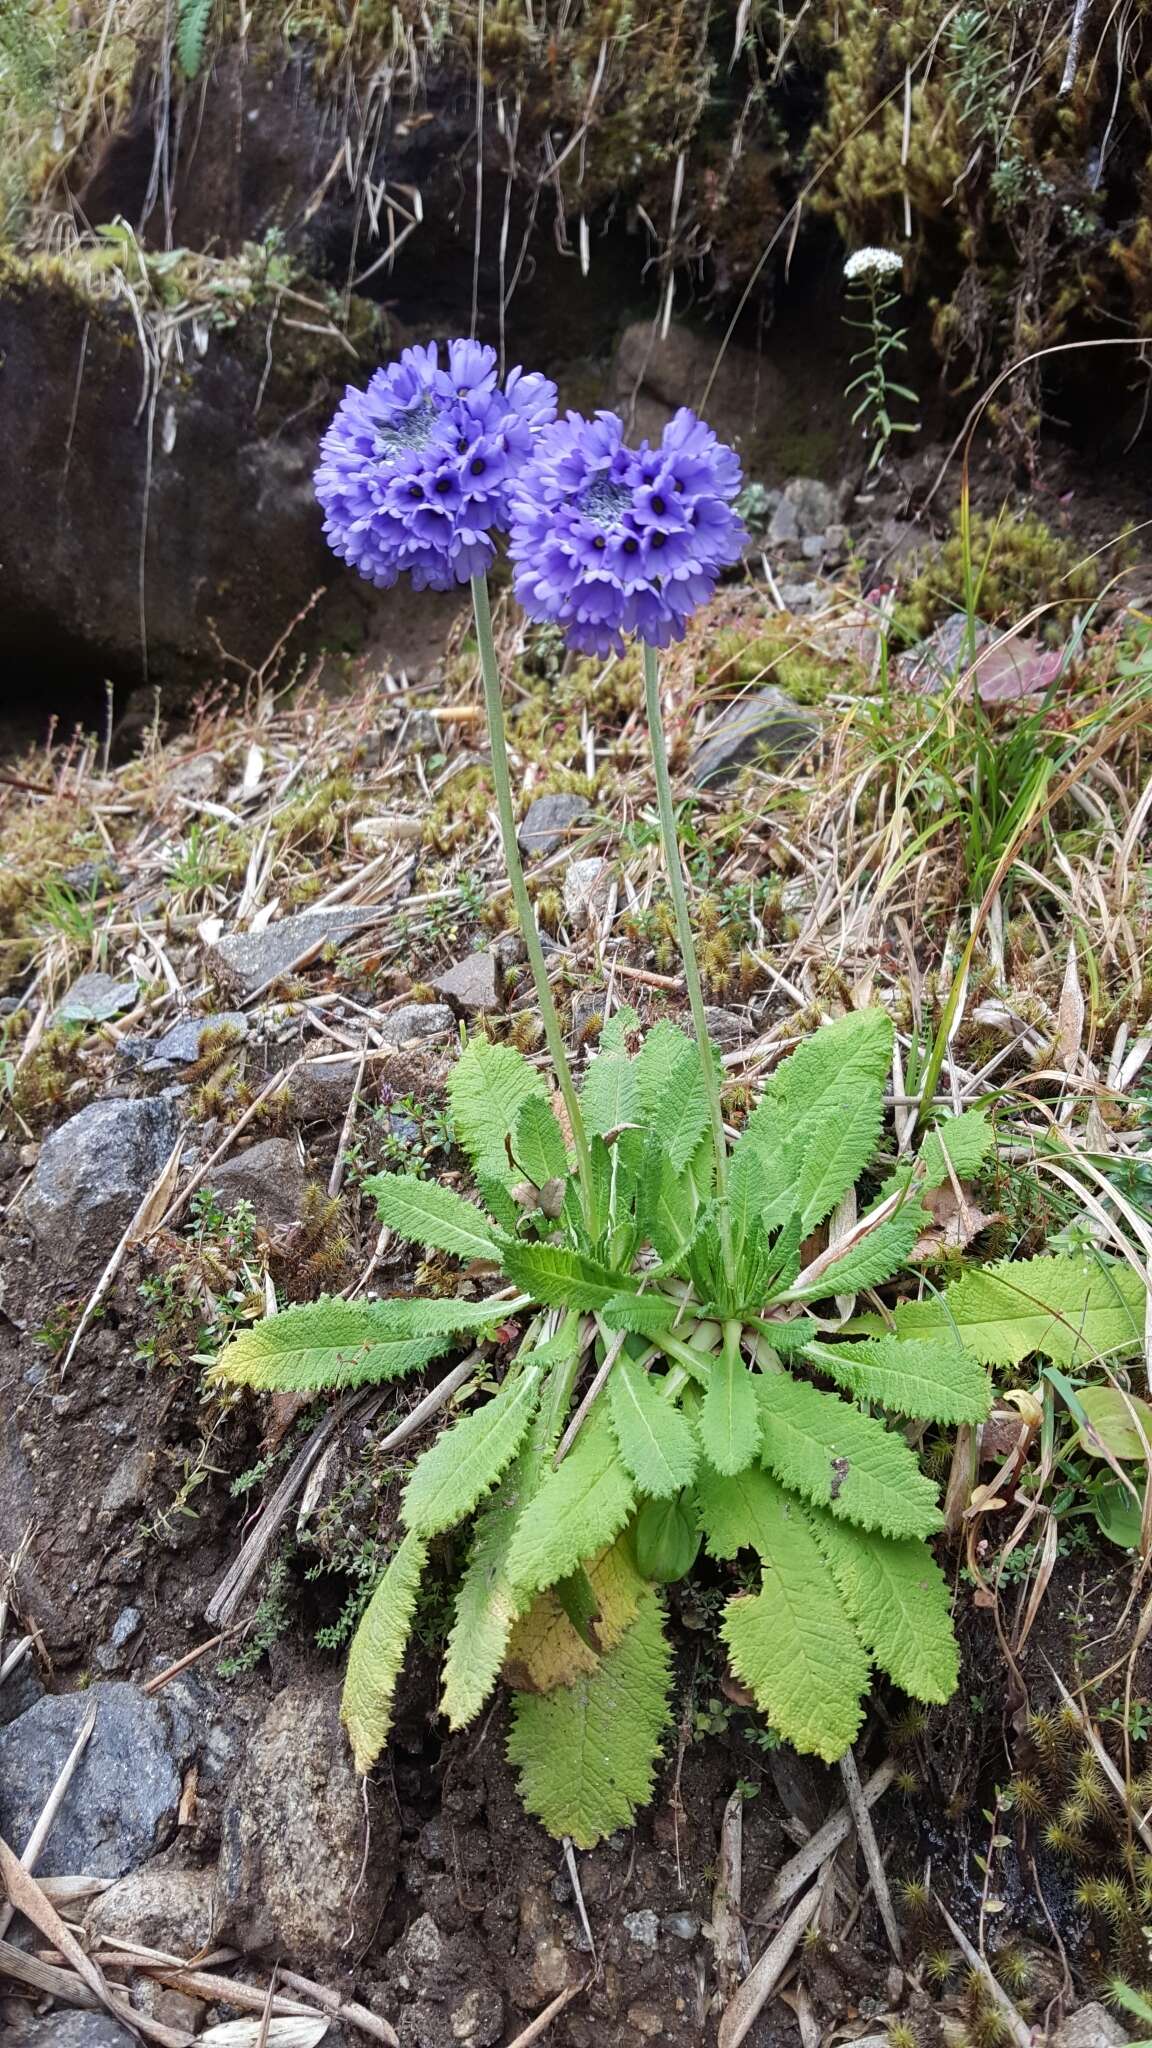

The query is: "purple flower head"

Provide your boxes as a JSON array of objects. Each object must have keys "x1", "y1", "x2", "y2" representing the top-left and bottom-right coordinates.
[
  {"x1": 507, "y1": 407, "x2": 747, "y2": 655},
  {"x1": 315, "y1": 340, "x2": 558, "y2": 592}
]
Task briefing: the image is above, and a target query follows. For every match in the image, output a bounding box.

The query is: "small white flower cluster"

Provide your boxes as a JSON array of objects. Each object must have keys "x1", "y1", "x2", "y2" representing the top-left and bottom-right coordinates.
[{"x1": 843, "y1": 245, "x2": 905, "y2": 284}]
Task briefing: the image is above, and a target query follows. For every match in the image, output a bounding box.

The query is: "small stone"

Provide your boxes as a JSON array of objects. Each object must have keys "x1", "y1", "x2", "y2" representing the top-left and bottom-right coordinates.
[
  {"x1": 662, "y1": 1911, "x2": 700, "y2": 1940},
  {"x1": 205, "y1": 907, "x2": 386, "y2": 997},
  {"x1": 702, "y1": 1006, "x2": 745, "y2": 1047},
  {"x1": 101, "y1": 1447, "x2": 153, "y2": 1517},
  {"x1": 0, "y1": 1651, "x2": 44, "y2": 1728},
  {"x1": 777, "y1": 580, "x2": 825, "y2": 611},
  {"x1": 53, "y1": 972, "x2": 140, "y2": 1025},
  {"x1": 825, "y1": 522, "x2": 848, "y2": 554},
  {"x1": 690, "y1": 688, "x2": 820, "y2": 788},
  {"x1": 518, "y1": 793, "x2": 589, "y2": 859},
  {"x1": 87, "y1": 1857, "x2": 216, "y2": 1955},
  {"x1": 11, "y1": 2018, "x2": 136, "y2": 2047},
  {"x1": 780, "y1": 476, "x2": 838, "y2": 536},
  {"x1": 403, "y1": 1911, "x2": 445, "y2": 1971},
  {"x1": 214, "y1": 1684, "x2": 398, "y2": 1962},
  {"x1": 767, "y1": 497, "x2": 799, "y2": 545},
  {"x1": 623, "y1": 1908, "x2": 660, "y2": 1948},
  {"x1": 163, "y1": 754, "x2": 222, "y2": 802},
  {"x1": 21, "y1": 1097, "x2": 181, "y2": 1273},
  {"x1": 563, "y1": 857, "x2": 612, "y2": 929},
  {"x1": 95, "y1": 1604, "x2": 144, "y2": 1673},
  {"x1": 380, "y1": 1002, "x2": 456, "y2": 1046},
  {"x1": 419, "y1": 1818, "x2": 448, "y2": 1866},
  {"x1": 0, "y1": 1682, "x2": 190, "y2": 1878},
  {"x1": 569, "y1": 988, "x2": 606, "y2": 1041},
  {"x1": 450, "y1": 1985, "x2": 505, "y2": 2045},
  {"x1": 286, "y1": 1057, "x2": 363, "y2": 1122},
  {"x1": 1051, "y1": 2004, "x2": 1130, "y2": 2048},
  {"x1": 123, "y1": 1012, "x2": 248, "y2": 1073},
  {"x1": 432, "y1": 951, "x2": 502, "y2": 1016},
  {"x1": 203, "y1": 1137, "x2": 309, "y2": 1232},
  {"x1": 800, "y1": 533, "x2": 828, "y2": 561},
  {"x1": 402, "y1": 709, "x2": 440, "y2": 752},
  {"x1": 61, "y1": 861, "x2": 126, "y2": 895},
  {"x1": 626, "y1": 2006, "x2": 666, "y2": 2039}
]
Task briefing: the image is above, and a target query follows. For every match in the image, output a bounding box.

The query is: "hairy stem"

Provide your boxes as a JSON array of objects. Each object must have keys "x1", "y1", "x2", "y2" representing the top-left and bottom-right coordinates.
[
  {"x1": 641, "y1": 640, "x2": 731, "y2": 1235},
  {"x1": 470, "y1": 574, "x2": 593, "y2": 1210}
]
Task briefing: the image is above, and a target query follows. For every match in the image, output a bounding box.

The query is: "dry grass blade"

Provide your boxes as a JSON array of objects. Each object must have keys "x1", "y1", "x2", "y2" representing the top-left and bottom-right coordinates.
[
  {"x1": 758, "y1": 1761, "x2": 897, "y2": 1919},
  {"x1": 274, "y1": 1969, "x2": 399, "y2": 2046},
  {"x1": 710, "y1": 1786, "x2": 748, "y2": 1998},
  {"x1": 503, "y1": 1977, "x2": 589, "y2": 2048},
  {"x1": 0, "y1": 1831, "x2": 191, "y2": 2047},
  {"x1": 838, "y1": 1747, "x2": 900, "y2": 1960},
  {"x1": 935, "y1": 1897, "x2": 1031, "y2": 2048},
  {"x1": 718, "y1": 1873, "x2": 828, "y2": 2048},
  {"x1": 0, "y1": 1692, "x2": 99, "y2": 1940}
]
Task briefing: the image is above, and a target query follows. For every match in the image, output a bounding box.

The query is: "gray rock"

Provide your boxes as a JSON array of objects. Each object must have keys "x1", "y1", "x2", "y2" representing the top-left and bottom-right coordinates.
[
  {"x1": 380, "y1": 1003, "x2": 456, "y2": 1047},
  {"x1": 702, "y1": 1006, "x2": 746, "y2": 1047},
  {"x1": 780, "y1": 476, "x2": 838, "y2": 536},
  {"x1": 123, "y1": 1012, "x2": 248, "y2": 1073},
  {"x1": 286, "y1": 1057, "x2": 363, "y2": 1122},
  {"x1": 203, "y1": 1138, "x2": 309, "y2": 1233},
  {"x1": 402, "y1": 1912, "x2": 445, "y2": 1972},
  {"x1": 662, "y1": 1911, "x2": 700, "y2": 1940},
  {"x1": 690, "y1": 688, "x2": 819, "y2": 787},
  {"x1": 0, "y1": 1682, "x2": 190, "y2": 1878},
  {"x1": 205, "y1": 907, "x2": 386, "y2": 997},
  {"x1": 401, "y1": 708, "x2": 440, "y2": 753},
  {"x1": 623, "y1": 1908, "x2": 661, "y2": 1948},
  {"x1": 450, "y1": 1985, "x2": 505, "y2": 2045},
  {"x1": 61, "y1": 861, "x2": 126, "y2": 896},
  {"x1": 800, "y1": 533, "x2": 828, "y2": 561},
  {"x1": 87, "y1": 1856, "x2": 216, "y2": 1956},
  {"x1": 611, "y1": 320, "x2": 787, "y2": 457},
  {"x1": 22, "y1": 1097, "x2": 180, "y2": 1271},
  {"x1": 563, "y1": 857, "x2": 612, "y2": 929},
  {"x1": 767, "y1": 496, "x2": 799, "y2": 545},
  {"x1": 94, "y1": 1605, "x2": 144, "y2": 1674},
  {"x1": 569, "y1": 988, "x2": 607, "y2": 1041},
  {"x1": 215, "y1": 1683, "x2": 398, "y2": 1961},
  {"x1": 517, "y1": 793, "x2": 589, "y2": 859},
  {"x1": 53, "y1": 972, "x2": 140, "y2": 1026},
  {"x1": 100, "y1": 1447, "x2": 153, "y2": 1518},
  {"x1": 9, "y1": 2018, "x2": 137, "y2": 2047},
  {"x1": 432, "y1": 951, "x2": 502, "y2": 1017},
  {"x1": 777, "y1": 580, "x2": 826, "y2": 612},
  {"x1": 1051, "y1": 2005, "x2": 1129, "y2": 2048},
  {"x1": 900, "y1": 611, "x2": 992, "y2": 689},
  {"x1": 0, "y1": 1650, "x2": 44, "y2": 1727}
]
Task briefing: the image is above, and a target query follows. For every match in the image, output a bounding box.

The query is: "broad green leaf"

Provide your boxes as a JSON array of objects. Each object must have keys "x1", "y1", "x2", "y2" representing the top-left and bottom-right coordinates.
[
  {"x1": 654, "y1": 1042, "x2": 713, "y2": 1173},
  {"x1": 806, "y1": 1334, "x2": 990, "y2": 1424},
  {"x1": 634, "y1": 1020, "x2": 695, "y2": 1114},
  {"x1": 699, "y1": 1339, "x2": 761, "y2": 1476},
  {"x1": 1091, "y1": 1481, "x2": 1142, "y2": 1551},
  {"x1": 636, "y1": 1145, "x2": 699, "y2": 1269},
  {"x1": 600, "y1": 1005, "x2": 640, "y2": 1051},
  {"x1": 893, "y1": 1254, "x2": 1147, "y2": 1368},
  {"x1": 363, "y1": 1171, "x2": 500, "y2": 1263},
  {"x1": 918, "y1": 1109, "x2": 995, "y2": 1188},
  {"x1": 402, "y1": 1363, "x2": 544, "y2": 1538},
  {"x1": 580, "y1": 1051, "x2": 641, "y2": 1137},
  {"x1": 500, "y1": 1240, "x2": 636, "y2": 1312},
  {"x1": 506, "y1": 1407, "x2": 635, "y2": 1593},
  {"x1": 811, "y1": 1510, "x2": 959, "y2": 1704},
  {"x1": 600, "y1": 1291, "x2": 683, "y2": 1336},
  {"x1": 697, "y1": 1459, "x2": 781, "y2": 1558},
  {"x1": 1075, "y1": 1385, "x2": 1152, "y2": 1461},
  {"x1": 342, "y1": 1529, "x2": 427, "y2": 1772},
  {"x1": 211, "y1": 1294, "x2": 504, "y2": 1394},
  {"x1": 513, "y1": 1095, "x2": 569, "y2": 1187},
  {"x1": 742, "y1": 1009, "x2": 894, "y2": 1228},
  {"x1": 608, "y1": 1358, "x2": 699, "y2": 1498},
  {"x1": 507, "y1": 1591, "x2": 673, "y2": 1846},
  {"x1": 440, "y1": 1437, "x2": 541, "y2": 1730},
  {"x1": 785, "y1": 1203, "x2": 927, "y2": 1302},
  {"x1": 757, "y1": 1372, "x2": 942, "y2": 1537},
  {"x1": 714, "y1": 1469, "x2": 869, "y2": 1761},
  {"x1": 504, "y1": 1537, "x2": 645, "y2": 1691},
  {"x1": 449, "y1": 1036, "x2": 546, "y2": 1185},
  {"x1": 729, "y1": 1143, "x2": 768, "y2": 1269}
]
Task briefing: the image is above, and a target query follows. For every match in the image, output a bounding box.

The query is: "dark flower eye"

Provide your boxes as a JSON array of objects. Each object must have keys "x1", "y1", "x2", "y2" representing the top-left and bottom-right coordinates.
[
  {"x1": 456, "y1": 437, "x2": 469, "y2": 453},
  {"x1": 651, "y1": 494, "x2": 666, "y2": 515},
  {"x1": 651, "y1": 532, "x2": 666, "y2": 549},
  {"x1": 407, "y1": 485, "x2": 421, "y2": 499},
  {"x1": 623, "y1": 537, "x2": 639, "y2": 555},
  {"x1": 435, "y1": 477, "x2": 452, "y2": 495},
  {"x1": 593, "y1": 536, "x2": 607, "y2": 551},
  {"x1": 470, "y1": 457, "x2": 486, "y2": 476}
]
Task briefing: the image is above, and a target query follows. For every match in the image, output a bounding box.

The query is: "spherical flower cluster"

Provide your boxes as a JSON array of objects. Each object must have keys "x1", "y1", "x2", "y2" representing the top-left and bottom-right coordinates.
[
  {"x1": 506, "y1": 407, "x2": 747, "y2": 656},
  {"x1": 314, "y1": 339, "x2": 557, "y2": 591},
  {"x1": 843, "y1": 246, "x2": 905, "y2": 285}
]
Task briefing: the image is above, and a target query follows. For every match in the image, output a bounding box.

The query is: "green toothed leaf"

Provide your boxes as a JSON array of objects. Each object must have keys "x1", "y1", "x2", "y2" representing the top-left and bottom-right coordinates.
[
  {"x1": 499, "y1": 1240, "x2": 636, "y2": 1312},
  {"x1": 342, "y1": 1529, "x2": 427, "y2": 1772},
  {"x1": 449, "y1": 1036, "x2": 546, "y2": 1186},
  {"x1": 506, "y1": 1406, "x2": 636, "y2": 1594},
  {"x1": 699, "y1": 1338, "x2": 761, "y2": 1476},
  {"x1": 806, "y1": 1334, "x2": 990, "y2": 1424},
  {"x1": 210, "y1": 1293, "x2": 505, "y2": 1393},
  {"x1": 756, "y1": 1371, "x2": 942, "y2": 1537},
  {"x1": 363, "y1": 1171, "x2": 500, "y2": 1263},
  {"x1": 811, "y1": 1509, "x2": 959, "y2": 1704},
  {"x1": 403, "y1": 1361, "x2": 544, "y2": 1538},
  {"x1": 608, "y1": 1357, "x2": 699, "y2": 1498},
  {"x1": 513, "y1": 1095, "x2": 569, "y2": 1187},
  {"x1": 893, "y1": 1253, "x2": 1147, "y2": 1368}
]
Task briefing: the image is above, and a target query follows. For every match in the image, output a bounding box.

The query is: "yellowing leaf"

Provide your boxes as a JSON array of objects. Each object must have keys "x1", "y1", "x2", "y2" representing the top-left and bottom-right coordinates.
[
  {"x1": 341, "y1": 1529, "x2": 427, "y2": 1773},
  {"x1": 1076, "y1": 1385, "x2": 1152, "y2": 1462},
  {"x1": 505, "y1": 1407, "x2": 635, "y2": 1594}
]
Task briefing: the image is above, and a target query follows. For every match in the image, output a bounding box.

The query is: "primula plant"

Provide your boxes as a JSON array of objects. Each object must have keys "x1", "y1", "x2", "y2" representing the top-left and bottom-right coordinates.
[{"x1": 211, "y1": 336, "x2": 1147, "y2": 1846}]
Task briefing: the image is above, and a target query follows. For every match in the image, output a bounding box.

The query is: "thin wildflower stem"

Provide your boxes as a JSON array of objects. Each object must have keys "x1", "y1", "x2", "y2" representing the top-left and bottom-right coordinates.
[
  {"x1": 641, "y1": 640, "x2": 732, "y2": 1272},
  {"x1": 470, "y1": 572, "x2": 594, "y2": 1212}
]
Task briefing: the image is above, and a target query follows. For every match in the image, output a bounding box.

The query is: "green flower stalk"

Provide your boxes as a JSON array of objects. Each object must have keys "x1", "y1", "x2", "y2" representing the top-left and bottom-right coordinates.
[
  {"x1": 470, "y1": 573, "x2": 593, "y2": 1212},
  {"x1": 843, "y1": 245, "x2": 920, "y2": 474}
]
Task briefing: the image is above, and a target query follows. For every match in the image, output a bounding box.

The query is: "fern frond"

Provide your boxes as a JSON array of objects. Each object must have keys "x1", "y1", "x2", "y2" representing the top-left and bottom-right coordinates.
[{"x1": 177, "y1": 0, "x2": 212, "y2": 77}]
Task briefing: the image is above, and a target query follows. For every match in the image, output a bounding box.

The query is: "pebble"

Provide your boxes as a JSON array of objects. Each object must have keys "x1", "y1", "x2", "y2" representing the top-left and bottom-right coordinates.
[
  {"x1": 690, "y1": 687, "x2": 819, "y2": 788},
  {"x1": 432, "y1": 950, "x2": 503, "y2": 1016},
  {"x1": 518, "y1": 792, "x2": 590, "y2": 858},
  {"x1": 53, "y1": 972, "x2": 140, "y2": 1026},
  {"x1": 563, "y1": 857, "x2": 612, "y2": 929},
  {"x1": 204, "y1": 906, "x2": 386, "y2": 997},
  {"x1": 121, "y1": 1011, "x2": 248, "y2": 1072},
  {"x1": 21, "y1": 1097, "x2": 181, "y2": 1273},
  {"x1": 380, "y1": 1002, "x2": 457, "y2": 1046},
  {"x1": 623, "y1": 1908, "x2": 661, "y2": 1948},
  {"x1": 0, "y1": 1681, "x2": 190, "y2": 1878},
  {"x1": 203, "y1": 1136, "x2": 309, "y2": 1232},
  {"x1": 662, "y1": 1911, "x2": 700, "y2": 1941}
]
